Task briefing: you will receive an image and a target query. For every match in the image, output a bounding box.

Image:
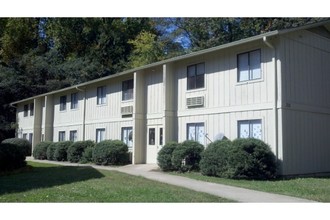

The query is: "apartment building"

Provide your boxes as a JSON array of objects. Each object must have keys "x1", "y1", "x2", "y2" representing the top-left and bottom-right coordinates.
[{"x1": 12, "y1": 20, "x2": 330, "y2": 175}]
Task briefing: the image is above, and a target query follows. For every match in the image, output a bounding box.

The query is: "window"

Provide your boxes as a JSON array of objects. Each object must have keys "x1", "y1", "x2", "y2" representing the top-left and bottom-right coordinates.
[
  {"x1": 237, "y1": 49, "x2": 261, "y2": 82},
  {"x1": 70, "y1": 130, "x2": 77, "y2": 142},
  {"x1": 58, "y1": 131, "x2": 66, "y2": 142},
  {"x1": 28, "y1": 133, "x2": 33, "y2": 144},
  {"x1": 122, "y1": 79, "x2": 134, "y2": 101},
  {"x1": 60, "y1": 95, "x2": 67, "y2": 111},
  {"x1": 187, "y1": 123, "x2": 205, "y2": 145},
  {"x1": 30, "y1": 103, "x2": 34, "y2": 116},
  {"x1": 121, "y1": 127, "x2": 133, "y2": 149},
  {"x1": 96, "y1": 128, "x2": 105, "y2": 143},
  {"x1": 24, "y1": 104, "x2": 28, "y2": 117},
  {"x1": 97, "y1": 86, "x2": 106, "y2": 105},
  {"x1": 159, "y1": 127, "x2": 163, "y2": 146},
  {"x1": 148, "y1": 128, "x2": 155, "y2": 145},
  {"x1": 71, "y1": 93, "x2": 78, "y2": 109},
  {"x1": 238, "y1": 119, "x2": 262, "y2": 140},
  {"x1": 187, "y1": 63, "x2": 205, "y2": 90},
  {"x1": 23, "y1": 133, "x2": 27, "y2": 139}
]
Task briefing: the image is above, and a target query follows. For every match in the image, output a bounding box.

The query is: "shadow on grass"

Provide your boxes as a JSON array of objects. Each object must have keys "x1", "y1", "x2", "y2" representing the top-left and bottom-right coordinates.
[{"x1": 0, "y1": 164, "x2": 104, "y2": 195}]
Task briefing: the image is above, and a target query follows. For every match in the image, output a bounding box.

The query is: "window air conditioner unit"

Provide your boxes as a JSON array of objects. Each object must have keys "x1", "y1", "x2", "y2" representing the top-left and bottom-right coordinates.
[
  {"x1": 186, "y1": 96, "x2": 204, "y2": 108},
  {"x1": 121, "y1": 106, "x2": 133, "y2": 115}
]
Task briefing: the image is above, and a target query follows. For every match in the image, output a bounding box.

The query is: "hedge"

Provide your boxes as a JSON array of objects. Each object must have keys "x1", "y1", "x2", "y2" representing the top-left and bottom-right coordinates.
[
  {"x1": 200, "y1": 140, "x2": 232, "y2": 177},
  {"x1": 228, "y1": 138, "x2": 277, "y2": 179},
  {"x1": 157, "y1": 142, "x2": 179, "y2": 171},
  {"x1": 2, "y1": 138, "x2": 32, "y2": 156},
  {"x1": 67, "y1": 140, "x2": 95, "y2": 163},
  {"x1": 171, "y1": 140, "x2": 204, "y2": 172},
  {"x1": 33, "y1": 141, "x2": 53, "y2": 160},
  {"x1": 80, "y1": 146, "x2": 94, "y2": 164},
  {"x1": 54, "y1": 141, "x2": 73, "y2": 161},
  {"x1": 0, "y1": 143, "x2": 26, "y2": 171},
  {"x1": 46, "y1": 143, "x2": 57, "y2": 161},
  {"x1": 93, "y1": 140, "x2": 129, "y2": 165}
]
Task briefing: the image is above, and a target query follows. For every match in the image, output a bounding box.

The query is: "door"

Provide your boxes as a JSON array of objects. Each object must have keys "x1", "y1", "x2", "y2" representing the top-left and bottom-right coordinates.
[{"x1": 146, "y1": 125, "x2": 163, "y2": 163}]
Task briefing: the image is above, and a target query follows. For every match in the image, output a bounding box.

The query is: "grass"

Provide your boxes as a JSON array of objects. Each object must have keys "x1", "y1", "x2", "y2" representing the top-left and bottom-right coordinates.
[
  {"x1": 171, "y1": 171, "x2": 330, "y2": 202},
  {"x1": 0, "y1": 161, "x2": 231, "y2": 202}
]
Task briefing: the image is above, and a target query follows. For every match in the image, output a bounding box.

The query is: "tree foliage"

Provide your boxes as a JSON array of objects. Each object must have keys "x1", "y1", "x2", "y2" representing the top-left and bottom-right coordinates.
[{"x1": 0, "y1": 17, "x2": 325, "y2": 140}]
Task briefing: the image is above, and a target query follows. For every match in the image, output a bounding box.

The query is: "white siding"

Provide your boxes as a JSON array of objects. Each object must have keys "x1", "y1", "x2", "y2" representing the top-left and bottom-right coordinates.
[
  {"x1": 278, "y1": 30, "x2": 330, "y2": 175},
  {"x1": 17, "y1": 102, "x2": 34, "y2": 137},
  {"x1": 53, "y1": 91, "x2": 84, "y2": 127},
  {"x1": 178, "y1": 109, "x2": 274, "y2": 150},
  {"x1": 281, "y1": 109, "x2": 330, "y2": 175},
  {"x1": 144, "y1": 67, "x2": 164, "y2": 117}
]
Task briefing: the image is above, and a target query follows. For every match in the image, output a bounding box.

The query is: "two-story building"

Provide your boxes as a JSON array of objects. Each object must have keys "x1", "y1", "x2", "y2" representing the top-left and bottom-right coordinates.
[{"x1": 12, "y1": 20, "x2": 330, "y2": 175}]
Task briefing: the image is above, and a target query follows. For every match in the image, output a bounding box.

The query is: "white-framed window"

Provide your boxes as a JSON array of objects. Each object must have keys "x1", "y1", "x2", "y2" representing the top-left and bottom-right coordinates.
[
  {"x1": 69, "y1": 130, "x2": 77, "y2": 142},
  {"x1": 71, "y1": 93, "x2": 78, "y2": 109},
  {"x1": 148, "y1": 128, "x2": 155, "y2": 145},
  {"x1": 58, "y1": 131, "x2": 66, "y2": 142},
  {"x1": 97, "y1": 86, "x2": 106, "y2": 105},
  {"x1": 121, "y1": 127, "x2": 133, "y2": 149},
  {"x1": 122, "y1": 79, "x2": 134, "y2": 101},
  {"x1": 23, "y1": 104, "x2": 28, "y2": 117},
  {"x1": 187, "y1": 63, "x2": 205, "y2": 90},
  {"x1": 28, "y1": 133, "x2": 33, "y2": 143},
  {"x1": 96, "y1": 128, "x2": 105, "y2": 143},
  {"x1": 237, "y1": 49, "x2": 261, "y2": 82},
  {"x1": 60, "y1": 95, "x2": 67, "y2": 111},
  {"x1": 30, "y1": 103, "x2": 34, "y2": 116},
  {"x1": 187, "y1": 123, "x2": 205, "y2": 145},
  {"x1": 238, "y1": 119, "x2": 262, "y2": 140}
]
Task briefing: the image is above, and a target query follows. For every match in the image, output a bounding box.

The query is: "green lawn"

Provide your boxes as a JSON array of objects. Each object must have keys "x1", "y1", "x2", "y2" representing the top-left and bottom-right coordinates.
[
  {"x1": 171, "y1": 172, "x2": 330, "y2": 202},
  {"x1": 0, "y1": 162, "x2": 231, "y2": 202}
]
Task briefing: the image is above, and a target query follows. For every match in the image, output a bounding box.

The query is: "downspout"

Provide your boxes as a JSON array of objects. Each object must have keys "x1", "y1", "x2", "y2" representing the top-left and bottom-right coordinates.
[
  {"x1": 76, "y1": 86, "x2": 86, "y2": 141},
  {"x1": 263, "y1": 36, "x2": 279, "y2": 160}
]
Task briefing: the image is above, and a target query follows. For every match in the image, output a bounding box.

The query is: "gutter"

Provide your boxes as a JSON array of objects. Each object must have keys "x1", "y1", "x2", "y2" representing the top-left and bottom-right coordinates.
[
  {"x1": 263, "y1": 36, "x2": 279, "y2": 160},
  {"x1": 75, "y1": 86, "x2": 86, "y2": 141}
]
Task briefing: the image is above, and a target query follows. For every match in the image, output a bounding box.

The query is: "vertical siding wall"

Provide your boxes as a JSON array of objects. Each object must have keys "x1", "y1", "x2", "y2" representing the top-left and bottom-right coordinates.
[
  {"x1": 84, "y1": 74, "x2": 134, "y2": 142},
  {"x1": 17, "y1": 102, "x2": 34, "y2": 138},
  {"x1": 279, "y1": 30, "x2": 330, "y2": 175},
  {"x1": 53, "y1": 90, "x2": 84, "y2": 141},
  {"x1": 174, "y1": 42, "x2": 276, "y2": 151}
]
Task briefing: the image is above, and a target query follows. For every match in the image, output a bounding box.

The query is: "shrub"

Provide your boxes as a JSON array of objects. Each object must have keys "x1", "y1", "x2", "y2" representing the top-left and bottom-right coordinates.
[
  {"x1": 171, "y1": 140, "x2": 204, "y2": 172},
  {"x1": 200, "y1": 140, "x2": 232, "y2": 177},
  {"x1": 54, "y1": 141, "x2": 73, "y2": 161},
  {"x1": 0, "y1": 143, "x2": 26, "y2": 171},
  {"x1": 67, "y1": 140, "x2": 95, "y2": 163},
  {"x1": 33, "y1": 141, "x2": 52, "y2": 160},
  {"x1": 46, "y1": 143, "x2": 57, "y2": 161},
  {"x1": 157, "y1": 142, "x2": 179, "y2": 171},
  {"x1": 93, "y1": 140, "x2": 129, "y2": 165},
  {"x1": 228, "y1": 138, "x2": 277, "y2": 180},
  {"x1": 2, "y1": 138, "x2": 32, "y2": 156},
  {"x1": 80, "y1": 146, "x2": 94, "y2": 164}
]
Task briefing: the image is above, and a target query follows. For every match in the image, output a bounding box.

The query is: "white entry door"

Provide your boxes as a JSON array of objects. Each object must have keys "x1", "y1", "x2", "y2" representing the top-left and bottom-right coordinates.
[{"x1": 146, "y1": 125, "x2": 163, "y2": 164}]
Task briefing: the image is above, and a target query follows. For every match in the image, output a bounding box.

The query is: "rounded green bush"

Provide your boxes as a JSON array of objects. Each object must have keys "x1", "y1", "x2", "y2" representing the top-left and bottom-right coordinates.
[
  {"x1": 228, "y1": 138, "x2": 277, "y2": 180},
  {"x1": 200, "y1": 140, "x2": 232, "y2": 177},
  {"x1": 171, "y1": 140, "x2": 204, "y2": 172},
  {"x1": 54, "y1": 141, "x2": 73, "y2": 161},
  {"x1": 0, "y1": 143, "x2": 26, "y2": 171},
  {"x1": 33, "y1": 141, "x2": 52, "y2": 160},
  {"x1": 46, "y1": 143, "x2": 57, "y2": 161},
  {"x1": 93, "y1": 140, "x2": 129, "y2": 165},
  {"x1": 67, "y1": 140, "x2": 95, "y2": 163},
  {"x1": 157, "y1": 142, "x2": 179, "y2": 171},
  {"x1": 2, "y1": 138, "x2": 32, "y2": 156},
  {"x1": 80, "y1": 146, "x2": 94, "y2": 164}
]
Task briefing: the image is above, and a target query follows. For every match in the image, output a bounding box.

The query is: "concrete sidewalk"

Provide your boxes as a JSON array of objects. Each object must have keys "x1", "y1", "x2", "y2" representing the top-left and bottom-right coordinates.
[{"x1": 26, "y1": 158, "x2": 316, "y2": 203}]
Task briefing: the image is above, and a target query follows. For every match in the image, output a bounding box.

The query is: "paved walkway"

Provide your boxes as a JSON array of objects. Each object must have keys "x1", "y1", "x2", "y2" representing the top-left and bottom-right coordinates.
[{"x1": 26, "y1": 158, "x2": 316, "y2": 203}]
